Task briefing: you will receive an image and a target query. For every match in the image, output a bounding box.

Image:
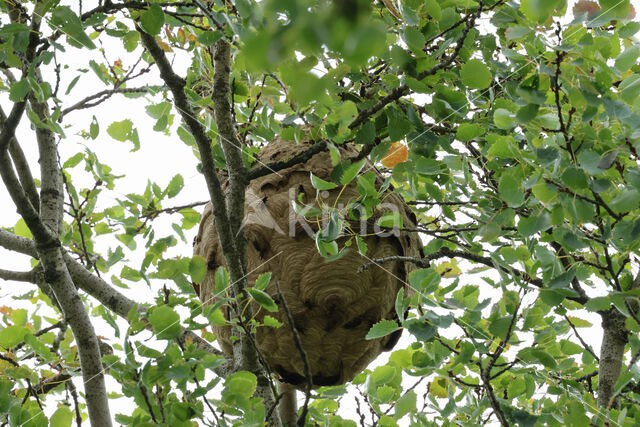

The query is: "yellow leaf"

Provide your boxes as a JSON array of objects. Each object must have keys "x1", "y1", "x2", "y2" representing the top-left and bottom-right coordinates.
[
  {"x1": 429, "y1": 376, "x2": 451, "y2": 398},
  {"x1": 435, "y1": 258, "x2": 461, "y2": 278},
  {"x1": 381, "y1": 142, "x2": 408, "y2": 168},
  {"x1": 157, "y1": 40, "x2": 173, "y2": 52}
]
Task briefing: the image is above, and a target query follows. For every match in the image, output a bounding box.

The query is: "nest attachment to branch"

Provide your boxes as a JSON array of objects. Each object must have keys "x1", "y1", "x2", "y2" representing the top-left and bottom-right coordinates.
[{"x1": 193, "y1": 138, "x2": 420, "y2": 388}]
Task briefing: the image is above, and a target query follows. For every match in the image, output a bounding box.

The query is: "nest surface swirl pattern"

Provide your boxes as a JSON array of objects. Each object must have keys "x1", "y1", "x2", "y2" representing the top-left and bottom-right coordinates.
[{"x1": 193, "y1": 139, "x2": 420, "y2": 387}]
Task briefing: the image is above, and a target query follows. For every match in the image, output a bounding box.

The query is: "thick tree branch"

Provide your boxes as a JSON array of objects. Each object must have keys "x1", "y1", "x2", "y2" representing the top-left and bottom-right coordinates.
[
  {"x1": 24, "y1": 72, "x2": 113, "y2": 427},
  {"x1": 212, "y1": 39, "x2": 247, "y2": 254},
  {"x1": 8, "y1": 138, "x2": 40, "y2": 209},
  {"x1": 137, "y1": 28, "x2": 247, "y2": 287},
  {"x1": 597, "y1": 308, "x2": 628, "y2": 409},
  {"x1": 62, "y1": 253, "x2": 227, "y2": 365},
  {"x1": 0, "y1": 267, "x2": 35, "y2": 283},
  {"x1": 1, "y1": 104, "x2": 39, "y2": 208},
  {"x1": 0, "y1": 228, "x2": 225, "y2": 364},
  {"x1": 210, "y1": 39, "x2": 281, "y2": 423}
]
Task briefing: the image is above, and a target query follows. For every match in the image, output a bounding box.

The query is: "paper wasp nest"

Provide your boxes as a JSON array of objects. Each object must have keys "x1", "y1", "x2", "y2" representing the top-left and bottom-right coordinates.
[{"x1": 193, "y1": 138, "x2": 420, "y2": 388}]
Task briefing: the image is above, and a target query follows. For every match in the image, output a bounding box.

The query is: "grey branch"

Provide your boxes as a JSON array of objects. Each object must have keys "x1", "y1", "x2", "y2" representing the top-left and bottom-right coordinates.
[
  {"x1": 597, "y1": 309, "x2": 629, "y2": 409},
  {"x1": 27, "y1": 68, "x2": 113, "y2": 424},
  {"x1": 137, "y1": 27, "x2": 246, "y2": 287},
  {"x1": 60, "y1": 86, "x2": 158, "y2": 118},
  {"x1": 0, "y1": 267, "x2": 36, "y2": 283}
]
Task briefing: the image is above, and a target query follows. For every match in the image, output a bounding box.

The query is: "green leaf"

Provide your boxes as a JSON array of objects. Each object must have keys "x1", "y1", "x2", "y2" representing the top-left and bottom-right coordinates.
[
  {"x1": 516, "y1": 103, "x2": 539, "y2": 123},
  {"x1": 166, "y1": 174, "x2": 184, "y2": 198},
  {"x1": 517, "y1": 211, "x2": 551, "y2": 236},
  {"x1": 223, "y1": 371, "x2": 257, "y2": 397},
  {"x1": 403, "y1": 26, "x2": 425, "y2": 54},
  {"x1": 50, "y1": 406, "x2": 74, "y2": 427},
  {"x1": 548, "y1": 268, "x2": 576, "y2": 289},
  {"x1": 107, "y1": 119, "x2": 133, "y2": 142},
  {"x1": 395, "y1": 288, "x2": 405, "y2": 322},
  {"x1": 531, "y1": 349, "x2": 557, "y2": 369},
  {"x1": 148, "y1": 305, "x2": 181, "y2": 339},
  {"x1": 24, "y1": 334, "x2": 55, "y2": 362},
  {"x1": 585, "y1": 296, "x2": 611, "y2": 312},
  {"x1": 456, "y1": 123, "x2": 484, "y2": 142},
  {"x1": 425, "y1": 0, "x2": 442, "y2": 20},
  {"x1": 376, "y1": 384, "x2": 396, "y2": 403},
  {"x1": 9, "y1": 79, "x2": 30, "y2": 101},
  {"x1": 394, "y1": 390, "x2": 417, "y2": 418},
  {"x1": 189, "y1": 255, "x2": 207, "y2": 283},
  {"x1": 14, "y1": 218, "x2": 33, "y2": 238},
  {"x1": 246, "y1": 288, "x2": 278, "y2": 312},
  {"x1": 198, "y1": 31, "x2": 224, "y2": 46},
  {"x1": 610, "y1": 189, "x2": 640, "y2": 213},
  {"x1": 263, "y1": 315, "x2": 282, "y2": 328},
  {"x1": 531, "y1": 181, "x2": 558, "y2": 204},
  {"x1": 560, "y1": 339, "x2": 584, "y2": 355},
  {"x1": 255, "y1": 272, "x2": 272, "y2": 290},
  {"x1": 339, "y1": 159, "x2": 366, "y2": 185},
  {"x1": 355, "y1": 121, "x2": 376, "y2": 145},
  {"x1": 494, "y1": 108, "x2": 515, "y2": 129},
  {"x1": 377, "y1": 212, "x2": 403, "y2": 229},
  {"x1": 615, "y1": 45, "x2": 639, "y2": 71},
  {"x1": 107, "y1": 119, "x2": 139, "y2": 150},
  {"x1": 50, "y1": 6, "x2": 96, "y2": 49},
  {"x1": 521, "y1": 0, "x2": 564, "y2": 23},
  {"x1": 0, "y1": 325, "x2": 27, "y2": 348},
  {"x1": 489, "y1": 316, "x2": 513, "y2": 339},
  {"x1": 123, "y1": 31, "x2": 140, "y2": 52},
  {"x1": 408, "y1": 268, "x2": 441, "y2": 293},
  {"x1": 561, "y1": 167, "x2": 589, "y2": 189},
  {"x1": 566, "y1": 316, "x2": 592, "y2": 328},
  {"x1": 140, "y1": 5, "x2": 165, "y2": 35},
  {"x1": 507, "y1": 378, "x2": 527, "y2": 398},
  {"x1": 366, "y1": 319, "x2": 401, "y2": 340},
  {"x1": 89, "y1": 116, "x2": 99, "y2": 139},
  {"x1": 598, "y1": 0, "x2": 630, "y2": 19},
  {"x1": 429, "y1": 377, "x2": 450, "y2": 398},
  {"x1": 499, "y1": 174, "x2": 525, "y2": 208},
  {"x1": 460, "y1": 59, "x2": 492, "y2": 89},
  {"x1": 310, "y1": 173, "x2": 338, "y2": 190}
]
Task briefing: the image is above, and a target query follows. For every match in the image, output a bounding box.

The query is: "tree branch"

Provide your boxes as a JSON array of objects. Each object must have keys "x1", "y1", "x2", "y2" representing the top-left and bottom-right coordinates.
[
  {"x1": 60, "y1": 86, "x2": 157, "y2": 118},
  {"x1": 597, "y1": 308, "x2": 628, "y2": 409},
  {"x1": 137, "y1": 27, "x2": 246, "y2": 287},
  {"x1": 23, "y1": 54, "x2": 114, "y2": 423},
  {"x1": 274, "y1": 280, "x2": 311, "y2": 426},
  {"x1": 247, "y1": 140, "x2": 327, "y2": 181},
  {"x1": 0, "y1": 267, "x2": 36, "y2": 283},
  {"x1": 565, "y1": 314, "x2": 599, "y2": 362}
]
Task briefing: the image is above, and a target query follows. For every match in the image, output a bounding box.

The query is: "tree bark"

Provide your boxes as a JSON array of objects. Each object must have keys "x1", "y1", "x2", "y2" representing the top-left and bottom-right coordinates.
[
  {"x1": 597, "y1": 309, "x2": 628, "y2": 409},
  {"x1": 278, "y1": 382, "x2": 298, "y2": 427}
]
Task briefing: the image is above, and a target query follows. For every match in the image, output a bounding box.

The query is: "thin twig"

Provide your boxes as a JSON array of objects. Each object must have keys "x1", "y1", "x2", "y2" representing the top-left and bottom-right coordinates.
[{"x1": 274, "y1": 280, "x2": 312, "y2": 426}]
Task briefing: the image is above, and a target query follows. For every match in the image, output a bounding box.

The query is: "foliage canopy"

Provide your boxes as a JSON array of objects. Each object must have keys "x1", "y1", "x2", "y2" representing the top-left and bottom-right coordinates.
[{"x1": 1, "y1": 0, "x2": 640, "y2": 426}]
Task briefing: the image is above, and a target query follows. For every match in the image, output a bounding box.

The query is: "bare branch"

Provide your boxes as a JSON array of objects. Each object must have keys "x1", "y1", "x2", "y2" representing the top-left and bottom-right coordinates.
[
  {"x1": 274, "y1": 280, "x2": 311, "y2": 426},
  {"x1": 0, "y1": 267, "x2": 36, "y2": 283},
  {"x1": 60, "y1": 86, "x2": 158, "y2": 118},
  {"x1": 565, "y1": 314, "x2": 600, "y2": 362},
  {"x1": 247, "y1": 140, "x2": 327, "y2": 181}
]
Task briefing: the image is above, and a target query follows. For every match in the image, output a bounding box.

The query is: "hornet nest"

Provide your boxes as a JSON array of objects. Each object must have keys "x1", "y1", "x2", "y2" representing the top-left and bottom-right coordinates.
[{"x1": 193, "y1": 138, "x2": 420, "y2": 388}]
